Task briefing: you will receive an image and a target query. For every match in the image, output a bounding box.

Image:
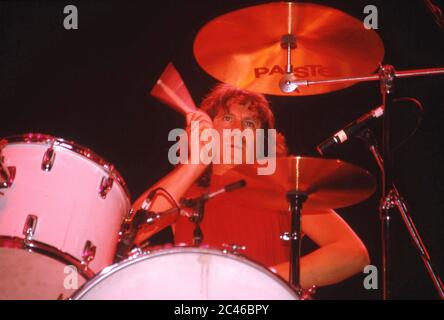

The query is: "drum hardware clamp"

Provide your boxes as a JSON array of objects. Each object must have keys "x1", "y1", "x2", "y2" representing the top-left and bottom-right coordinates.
[{"x1": 222, "y1": 243, "x2": 247, "y2": 255}]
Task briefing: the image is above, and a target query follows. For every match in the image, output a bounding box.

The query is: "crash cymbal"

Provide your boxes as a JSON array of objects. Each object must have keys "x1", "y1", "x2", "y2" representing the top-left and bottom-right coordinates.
[
  {"x1": 218, "y1": 156, "x2": 376, "y2": 211},
  {"x1": 194, "y1": 2, "x2": 384, "y2": 96}
]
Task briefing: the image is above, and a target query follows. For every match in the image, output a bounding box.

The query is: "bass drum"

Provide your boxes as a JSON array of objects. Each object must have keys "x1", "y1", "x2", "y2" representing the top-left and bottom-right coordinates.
[
  {"x1": 0, "y1": 133, "x2": 131, "y2": 299},
  {"x1": 72, "y1": 246, "x2": 299, "y2": 300}
]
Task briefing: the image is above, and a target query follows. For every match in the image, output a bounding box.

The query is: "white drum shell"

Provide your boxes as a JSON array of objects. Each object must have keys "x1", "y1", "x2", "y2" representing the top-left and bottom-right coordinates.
[
  {"x1": 73, "y1": 247, "x2": 299, "y2": 300},
  {"x1": 0, "y1": 138, "x2": 130, "y2": 299}
]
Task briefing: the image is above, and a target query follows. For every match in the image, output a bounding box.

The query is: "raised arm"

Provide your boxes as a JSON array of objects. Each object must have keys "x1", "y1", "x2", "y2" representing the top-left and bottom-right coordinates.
[{"x1": 132, "y1": 110, "x2": 213, "y2": 244}]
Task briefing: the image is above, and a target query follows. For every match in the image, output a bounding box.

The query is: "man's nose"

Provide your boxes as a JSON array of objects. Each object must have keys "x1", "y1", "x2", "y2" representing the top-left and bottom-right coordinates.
[{"x1": 231, "y1": 119, "x2": 243, "y2": 130}]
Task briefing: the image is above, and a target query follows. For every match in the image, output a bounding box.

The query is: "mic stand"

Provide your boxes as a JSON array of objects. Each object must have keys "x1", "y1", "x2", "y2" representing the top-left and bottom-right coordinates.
[
  {"x1": 181, "y1": 196, "x2": 207, "y2": 246},
  {"x1": 378, "y1": 64, "x2": 395, "y2": 300},
  {"x1": 296, "y1": 64, "x2": 444, "y2": 299},
  {"x1": 358, "y1": 129, "x2": 444, "y2": 299},
  {"x1": 181, "y1": 180, "x2": 246, "y2": 246}
]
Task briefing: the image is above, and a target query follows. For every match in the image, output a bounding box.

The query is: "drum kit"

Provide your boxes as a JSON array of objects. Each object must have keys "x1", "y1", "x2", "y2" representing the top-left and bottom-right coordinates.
[{"x1": 1, "y1": 2, "x2": 443, "y2": 300}]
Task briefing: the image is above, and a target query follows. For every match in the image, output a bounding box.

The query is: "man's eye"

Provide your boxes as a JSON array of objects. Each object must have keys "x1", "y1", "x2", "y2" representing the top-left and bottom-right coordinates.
[
  {"x1": 244, "y1": 120, "x2": 256, "y2": 128},
  {"x1": 223, "y1": 115, "x2": 232, "y2": 121}
]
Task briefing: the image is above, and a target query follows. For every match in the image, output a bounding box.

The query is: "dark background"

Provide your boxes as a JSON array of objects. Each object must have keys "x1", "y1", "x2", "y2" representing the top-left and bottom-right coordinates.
[{"x1": 1, "y1": 0, "x2": 443, "y2": 299}]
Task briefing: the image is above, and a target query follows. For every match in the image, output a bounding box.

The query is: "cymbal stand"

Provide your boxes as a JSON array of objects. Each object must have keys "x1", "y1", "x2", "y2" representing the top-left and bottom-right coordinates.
[{"x1": 283, "y1": 191, "x2": 307, "y2": 290}]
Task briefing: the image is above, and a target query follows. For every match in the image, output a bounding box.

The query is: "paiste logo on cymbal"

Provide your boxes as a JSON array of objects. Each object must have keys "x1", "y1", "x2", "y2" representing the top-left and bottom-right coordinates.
[{"x1": 254, "y1": 65, "x2": 339, "y2": 79}]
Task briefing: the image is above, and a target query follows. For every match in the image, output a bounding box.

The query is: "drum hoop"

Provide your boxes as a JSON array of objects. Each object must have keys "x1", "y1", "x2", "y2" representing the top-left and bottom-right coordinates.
[
  {"x1": 71, "y1": 246, "x2": 299, "y2": 299},
  {"x1": 2, "y1": 133, "x2": 130, "y2": 200},
  {"x1": 0, "y1": 236, "x2": 95, "y2": 280}
]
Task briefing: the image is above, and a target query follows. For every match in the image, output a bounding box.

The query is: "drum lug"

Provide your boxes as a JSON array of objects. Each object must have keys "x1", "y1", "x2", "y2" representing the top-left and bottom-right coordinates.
[
  {"x1": 222, "y1": 243, "x2": 246, "y2": 255},
  {"x1": 22, "y1": 214, "x2": 38, "y2": 246},
  {"x1": 0, "y1": 165, "x2": 16, "y2": 189},
  {"x1": 0, "y1": 146, "x2": 16, "y2": 189},
  {"x1": 82, "y1": 240, "x2": 96, "y2": 268},
  {"x1": 41, "y1": 146, "x2": 56, "y2": 171},
  {"x1": 99, "y1": 176, "x2": 114, "y2": 199}
]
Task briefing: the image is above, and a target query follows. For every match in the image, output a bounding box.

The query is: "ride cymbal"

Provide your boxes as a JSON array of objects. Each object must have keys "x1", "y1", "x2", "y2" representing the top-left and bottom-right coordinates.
[{"x1": 194, "y1": 2, "x2": 384, "y2": 96}]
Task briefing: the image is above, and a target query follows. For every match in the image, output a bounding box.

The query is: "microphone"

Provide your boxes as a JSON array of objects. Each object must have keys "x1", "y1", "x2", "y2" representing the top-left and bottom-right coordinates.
[
  {"x1": 317, "y1": 105, "x2": 384, "y2": 155},
  {"x1": 181, "y1": 179, "x2": 246, "y2": 208},
  {"x1": 115, "y1": 189, "x2": 157, "y2": 261},
  {"x1": 140, "y1": 189, "x2": 156, "y2": 210}
]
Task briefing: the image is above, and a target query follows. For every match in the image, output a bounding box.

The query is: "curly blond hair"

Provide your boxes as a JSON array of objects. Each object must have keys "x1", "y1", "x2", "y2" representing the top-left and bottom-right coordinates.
[
  {"x1": 197, "y1": 84, "x2": 288, "y2": 187},
  {"x1": 200, "y1": 83, "x2": 288, "y2": 157}
]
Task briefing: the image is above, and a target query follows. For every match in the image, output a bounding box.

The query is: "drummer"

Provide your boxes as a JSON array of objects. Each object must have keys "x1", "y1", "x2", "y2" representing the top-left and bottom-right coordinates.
[{"x1": 133, "y1": 84, "x2": 370, "y2": 289}]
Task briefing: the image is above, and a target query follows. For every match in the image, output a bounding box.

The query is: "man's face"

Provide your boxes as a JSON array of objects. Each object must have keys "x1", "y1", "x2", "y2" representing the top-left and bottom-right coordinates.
[{"x1": 212, "y1": 102, "x2": 261, "y2": 164}]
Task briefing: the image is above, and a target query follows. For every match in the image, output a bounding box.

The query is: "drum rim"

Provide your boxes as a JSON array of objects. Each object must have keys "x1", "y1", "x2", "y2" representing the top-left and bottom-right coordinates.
[
  {"x1": 2, "y1": 133, "x2": 130, "y2": 200},
  {"x1": 71, "y1": 246, "x2": 299, "y2": 300},
  {"x1": 0, "y1": 235, "x2": 95, "y2": 280}
]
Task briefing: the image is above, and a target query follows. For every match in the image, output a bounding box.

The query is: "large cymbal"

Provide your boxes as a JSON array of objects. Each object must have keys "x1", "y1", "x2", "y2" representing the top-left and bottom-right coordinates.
[
  {"x1": 194, "y1": 2, "x2": 384, "y2": 96},
  {"x1": 219, "y1": 156, "x2": 376, "y2": 211}
]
